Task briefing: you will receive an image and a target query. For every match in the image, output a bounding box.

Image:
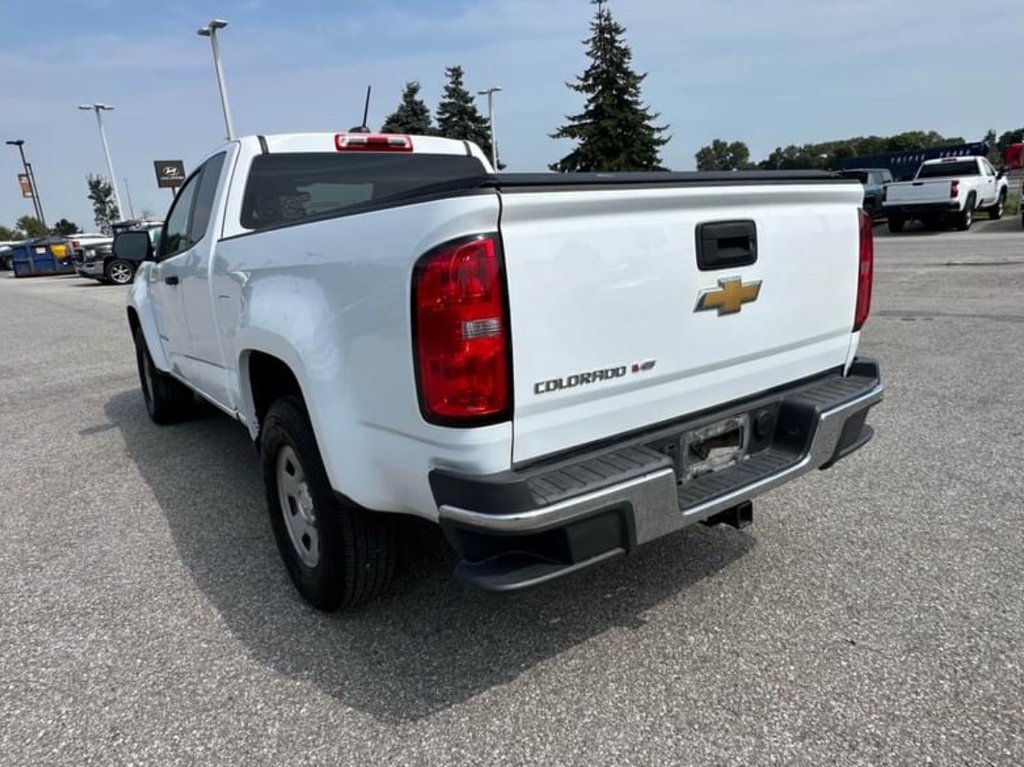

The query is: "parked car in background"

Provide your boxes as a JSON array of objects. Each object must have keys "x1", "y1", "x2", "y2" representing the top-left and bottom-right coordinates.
[
  {"x1": 0, "y1": 242, "x2": 19, "y2": 270},
  {"x1": 838, "y1": 141, "x2": 990, "y2": 182},
  {"x1": 78, "y1": 222, "x2": 162, "y2": 285},
  {"x1": 882, "y1": 156, "x2": 1009, "y2": 232},
  {"x1": 837, "y1": 168, "x2": 893, "y2": 218},
  {"x1": 69, "y1": 233, "x2": 114, "y2": 255}
]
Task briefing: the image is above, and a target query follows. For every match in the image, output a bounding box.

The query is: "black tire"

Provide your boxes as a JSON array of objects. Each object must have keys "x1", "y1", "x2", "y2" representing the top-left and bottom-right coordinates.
[
  {"x1": 956, "y1": 195, "x2": 975, "y2": 231},
  {"x1": 261, "y1": 396, "x2": 397, "y2": 611},
  {"x1": 133, "y1": 328, "x2": 193, "y2": 424},
  {"x1": 887, "y1": 217, "x2": 905, "y2": 233},
  {"x1": 105, "y1": 258, "x2": 136, "y2": 285},
  {"x1": 989, "y1": 190, "x2": 1006, "y2": 220}
]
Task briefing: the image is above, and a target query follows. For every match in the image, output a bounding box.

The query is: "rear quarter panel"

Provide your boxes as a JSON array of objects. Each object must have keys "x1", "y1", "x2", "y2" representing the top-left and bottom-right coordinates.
[{"x1": 213, "y1": 194, "x2": 509, "y2": 519}]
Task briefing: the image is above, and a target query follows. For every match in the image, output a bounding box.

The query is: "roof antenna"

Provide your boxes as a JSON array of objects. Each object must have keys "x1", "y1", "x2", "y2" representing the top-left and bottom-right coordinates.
[{"x1": 349, "y1": 85, "x2": 372, "y2": 133}]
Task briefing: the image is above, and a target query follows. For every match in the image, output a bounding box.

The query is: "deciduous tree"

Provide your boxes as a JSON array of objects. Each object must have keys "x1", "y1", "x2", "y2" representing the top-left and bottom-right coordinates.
[
  {"x1": 695, "y1": 140, "x2": 751, "y2": 171},
  {"x1": 87, "y1": 175, "x2": 120, "y2": 234}
]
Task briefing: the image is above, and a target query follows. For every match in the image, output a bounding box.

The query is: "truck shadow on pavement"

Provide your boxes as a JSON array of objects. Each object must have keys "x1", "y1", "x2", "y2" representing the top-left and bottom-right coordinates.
[{"x1": 105, "y1": 389, "x2": 754, "y2": 724}]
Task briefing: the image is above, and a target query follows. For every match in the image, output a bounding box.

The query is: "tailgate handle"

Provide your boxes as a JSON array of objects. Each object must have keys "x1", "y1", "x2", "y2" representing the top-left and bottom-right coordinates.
[{"x1": 696, "y1": 220, "x2": 757, "y2": 271}]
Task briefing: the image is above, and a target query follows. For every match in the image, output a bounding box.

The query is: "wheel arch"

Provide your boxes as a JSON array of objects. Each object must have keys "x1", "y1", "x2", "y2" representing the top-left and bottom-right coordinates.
[
  {"x1": 239, "y1": 348, "x2": 309, "y2": 438},
  {"x1": 126, "y1": 276, "x2": 171, "y2": 372}
]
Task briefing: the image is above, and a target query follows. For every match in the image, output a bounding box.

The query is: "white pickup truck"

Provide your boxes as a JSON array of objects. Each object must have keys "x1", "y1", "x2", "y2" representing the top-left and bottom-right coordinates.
[
  {"x1": 882, "y1": 156, "x2": 1009, "y2": 232},
  {"x1": 119, "y1": 132, "x2": 883, "y2": 610}
]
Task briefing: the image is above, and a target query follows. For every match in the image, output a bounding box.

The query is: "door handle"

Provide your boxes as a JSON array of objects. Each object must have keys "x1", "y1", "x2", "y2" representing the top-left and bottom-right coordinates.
[
  {"x1": 164, "y1": 276, "x2": 179, "y2": 286},
  {"x1": 695, "y1": 220, "x2": 757, "y2": 271}
]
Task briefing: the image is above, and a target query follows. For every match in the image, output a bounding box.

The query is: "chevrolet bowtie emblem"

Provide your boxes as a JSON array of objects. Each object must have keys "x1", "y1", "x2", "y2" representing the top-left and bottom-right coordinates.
[{"x1": 695, "y1": 277, "x2": 762, "y2": 315}]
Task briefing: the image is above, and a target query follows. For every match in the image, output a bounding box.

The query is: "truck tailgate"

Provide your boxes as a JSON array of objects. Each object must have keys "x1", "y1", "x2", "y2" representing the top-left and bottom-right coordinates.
[
  {"x1": 885, "y1": 179, "x2": 953, "y2": 204},
  {"x1": 497, "y1": 177, "x2": 864, "y2": 463}
]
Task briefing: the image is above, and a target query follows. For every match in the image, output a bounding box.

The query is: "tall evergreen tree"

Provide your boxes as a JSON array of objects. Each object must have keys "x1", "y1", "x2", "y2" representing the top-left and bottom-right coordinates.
[
  {"x1": 550, "y1": 0, "x2": 669, "y2": 172},
  {"x1": 381, "y1": 81, "x2": 434, "y2": 135},
  {"x1": 435, "y1": 66, "x2": 493, "y2": 160}
]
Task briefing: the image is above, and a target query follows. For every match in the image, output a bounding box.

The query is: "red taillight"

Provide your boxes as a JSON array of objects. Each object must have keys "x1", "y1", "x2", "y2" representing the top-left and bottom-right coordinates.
[
  {"x1": 854, "y1": 210, "x2": 874, "y2": 332},
  {"x1": 335, "y1": 133, "x2": 413, "y2": 152},
  {"x1": 413, "y1": 235, "x2": 511, "y2": 424},
  {"x1": 950, "y1": 179, "x2": 960, "y2": 199}
]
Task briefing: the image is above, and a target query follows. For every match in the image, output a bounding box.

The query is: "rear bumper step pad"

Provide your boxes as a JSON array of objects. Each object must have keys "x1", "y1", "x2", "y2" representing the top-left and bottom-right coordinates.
[{"x1": 433, "y1": 358, "x2": 884, "y2": 591}]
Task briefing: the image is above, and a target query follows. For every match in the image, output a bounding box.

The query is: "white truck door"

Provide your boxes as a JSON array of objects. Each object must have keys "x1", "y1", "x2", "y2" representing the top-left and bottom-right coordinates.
[
  {"x1": 150, "y1": 170, "x2": 203, "y2": 377},
  {"x1": 175, "y1": 152, "x2": 233, "y2": 408},
  {"x1": 980, "y1": 159, "x2": 997, "y2": 205}
]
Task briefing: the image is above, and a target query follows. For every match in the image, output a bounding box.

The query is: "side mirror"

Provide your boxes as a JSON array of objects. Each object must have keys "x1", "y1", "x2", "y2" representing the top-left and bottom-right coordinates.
[{"x1": 113, "y1": 230, "x2": 154, "y2": 261}]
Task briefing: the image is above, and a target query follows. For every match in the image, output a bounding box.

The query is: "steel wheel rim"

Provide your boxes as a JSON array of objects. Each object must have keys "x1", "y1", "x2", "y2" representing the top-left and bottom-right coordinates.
[
  {"x1": 965, "y1": 209, "x2": 972, "y2": 226},
  {"x1": 110, "y1": 263, "x2": 132, "y2": 283},
  {"x1": 276, "y1": 445, "x2": 319, "y2": 568},
  {"x1": 997, "y1": 197, "x2": 1004, "y2": 216}
]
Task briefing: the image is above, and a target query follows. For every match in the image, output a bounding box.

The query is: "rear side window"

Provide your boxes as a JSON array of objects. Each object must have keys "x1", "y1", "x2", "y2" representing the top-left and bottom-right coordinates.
[
  {"x1": 189, "y1": 153, "x2": 226, "y2": 243},
  {"x1": 240, "y1": 153, "x2": 487, "y2": 231},
  {"x1": 917, "y1": 161, "x2": 979, "y2": 178}
]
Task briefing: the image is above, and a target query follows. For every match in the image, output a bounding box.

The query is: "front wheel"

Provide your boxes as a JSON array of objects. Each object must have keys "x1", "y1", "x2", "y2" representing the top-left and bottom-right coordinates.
[
  {"x1": 260, "y1": 396, "x2": 397, "y2": 610},
  {"x1": 989, "y1": 191, "x2": 1006, "y2": 220},
  {"x1": 105, "y1": 258, "x2": 136, "y2": 285},
  {"x1": 133, "y1": 328, "x2": 193, "y2": 424},
  {"x1": 887, "y1": 217, "x2": 905, "y2": 233}
]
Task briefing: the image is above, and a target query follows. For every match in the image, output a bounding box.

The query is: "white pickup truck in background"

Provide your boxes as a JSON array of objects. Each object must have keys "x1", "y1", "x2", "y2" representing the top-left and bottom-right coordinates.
[
  {"x1": 882, "y1": 156, "x2": 1009, "y2": 232},
  {"x1": 118, "y1": 132, "x2": 883, "y2": 610}
]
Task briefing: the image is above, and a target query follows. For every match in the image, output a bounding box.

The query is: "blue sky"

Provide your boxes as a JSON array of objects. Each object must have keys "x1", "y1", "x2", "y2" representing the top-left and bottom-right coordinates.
[{"x1": 1, "y1": 0, "x2": 1021, "y2": 231}]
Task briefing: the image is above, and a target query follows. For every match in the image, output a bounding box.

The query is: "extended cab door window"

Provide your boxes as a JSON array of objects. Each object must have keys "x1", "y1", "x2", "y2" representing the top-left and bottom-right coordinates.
[
  {"x1": 158, "y1": 170, "x2": 203, "y2": 260},
  {"x1": 188, "y1": 153, "x2": 227, "y2": 244}
]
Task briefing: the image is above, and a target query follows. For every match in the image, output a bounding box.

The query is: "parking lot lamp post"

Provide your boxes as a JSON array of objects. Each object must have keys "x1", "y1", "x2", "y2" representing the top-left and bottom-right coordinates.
[
  {"x1": 197, "y1": 19, "x2": 236, "y2": 141},
  {"x1": 77, "y1": 103, "x2": 124, "y2": 224},
  {"x1": 476, "y1": 87, "x2": 502, "y2": 170},
  {"x1": 5, "y1": 139, "x2": 46, "y2": 228}
]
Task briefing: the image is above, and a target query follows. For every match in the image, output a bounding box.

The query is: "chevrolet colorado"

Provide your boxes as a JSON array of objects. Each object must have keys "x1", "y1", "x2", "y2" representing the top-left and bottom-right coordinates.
[
  {"x1": 121, "y1": 132, "x2": 883, "y2": 610},
  {"x1": 882, "y1": 156, "x2": 1009, "y2": 232}
]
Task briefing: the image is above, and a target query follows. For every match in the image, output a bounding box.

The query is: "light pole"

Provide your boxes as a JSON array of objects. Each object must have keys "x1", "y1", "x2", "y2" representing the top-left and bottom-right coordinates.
[
  {"x1": 476, "y1": 87, "x2": 502, "y2": 170},
  {"x1": 123, "y1": 177, "x2": 137, "y2": 220},
  {"x1": 197, "y1": 19, "x2": 235, "y2": 140},
  {"x1": 5, "y1": 139, "x2": 46, "y2": 228},
  {"x1": 78, "y1": 103, "x2": 124, "y2": 223}
]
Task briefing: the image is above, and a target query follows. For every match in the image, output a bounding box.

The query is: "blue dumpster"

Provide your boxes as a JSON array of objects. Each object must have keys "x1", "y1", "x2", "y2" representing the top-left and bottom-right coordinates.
[{"x1": 11, "y1": 239, "x2": 76, "y2": 278}]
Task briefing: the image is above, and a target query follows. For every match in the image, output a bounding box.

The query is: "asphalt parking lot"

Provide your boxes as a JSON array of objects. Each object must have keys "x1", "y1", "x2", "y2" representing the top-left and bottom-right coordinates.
[{"x1": 2, "y1": 216, "x2": 1023, "y2": 766}]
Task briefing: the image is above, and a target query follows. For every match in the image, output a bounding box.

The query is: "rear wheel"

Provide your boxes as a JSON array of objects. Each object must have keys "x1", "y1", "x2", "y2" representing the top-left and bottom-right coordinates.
[
  {"x1": 260, "y1": 396, "x2": 397, "y2": 610},
  {"x1": 133, "y1": 328, "x2": 193, "y2": 424},
  {"x1": 989, "y1": 191, "x2": 1006, "y2": 220},
  {"x1": 887, "y1": 217, "x2": 905, "y2": 233},
  {"x1": 956, "y1": 195, "x2": 975, "y2": 231},
  {"x1": 105, "y1": 258, "x2": 136, "y2": 285}
]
